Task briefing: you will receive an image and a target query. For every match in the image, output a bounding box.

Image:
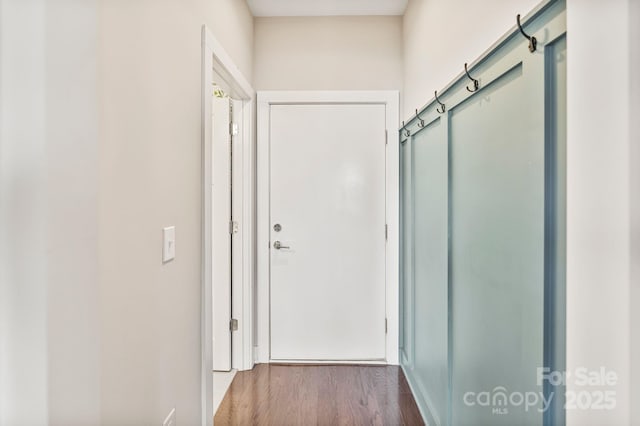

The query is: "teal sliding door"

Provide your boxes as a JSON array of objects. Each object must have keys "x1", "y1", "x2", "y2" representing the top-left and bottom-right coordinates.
[
  {"x1": 413, "y1": 118, "x2": 448, "y2": 425},
  {"x1": 401, "y1": 117, "x2": 449, "y2": 425},
  {"x1": 400, "y1": 130, "x2": 413, "y2": 368},
  {"x1": 399, "y1": 2, "x2": 566, "y2": 425}
]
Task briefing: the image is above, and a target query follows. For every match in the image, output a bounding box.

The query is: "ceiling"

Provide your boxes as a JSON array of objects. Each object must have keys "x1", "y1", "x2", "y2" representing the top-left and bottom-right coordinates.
[{"x1": 246, "y1": 0, "x2": 409, "y2": 17}]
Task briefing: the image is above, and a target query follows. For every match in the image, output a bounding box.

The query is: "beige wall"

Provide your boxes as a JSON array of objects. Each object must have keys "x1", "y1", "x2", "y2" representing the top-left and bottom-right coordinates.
[
  {"x1": 46, "y1": 1, "x2": 101, "y2": 423},
  {"x1": 209, "y1": 0, "x2": 254, "y2": 82},
  {"x1": 402, "y1": 0, "x2": 540, "y2": 118},
  {"x1": 1, "y1": 0, "x2": 253, "y2": 424},
  {"x1": 97, "y1": 0, "x2": 253, "y2": 424},
  {"x1": 253, "y1": 16, "x2": 403, "y2": 91}
]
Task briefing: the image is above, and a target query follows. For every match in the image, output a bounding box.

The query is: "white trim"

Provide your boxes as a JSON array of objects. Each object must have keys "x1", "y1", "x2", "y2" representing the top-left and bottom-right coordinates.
[
  {"x1": 256, "y1": 90, "x2": 400, "y2": 365},
  {"x1": 200, "y1": 26, "x2": 214, "y2": 426},
  {"x1": 201, "y1": 24, "x2": 256, "y2": 426},
  {"x1": 230, "y1": 98, "x2": 243, "y2": 370},
  {"x1": 204, "y1": 28, "x2": 253, "y2": 100}
]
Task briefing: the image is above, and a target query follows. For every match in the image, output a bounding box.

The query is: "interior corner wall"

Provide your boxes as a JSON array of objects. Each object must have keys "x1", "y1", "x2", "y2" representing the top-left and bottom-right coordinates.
[
  {"x1": 253, "y1": 16, "x2": 403, "y2": 91},
  {"x1": 402, "y1": 0, "x2": 540, "y2": 119}
]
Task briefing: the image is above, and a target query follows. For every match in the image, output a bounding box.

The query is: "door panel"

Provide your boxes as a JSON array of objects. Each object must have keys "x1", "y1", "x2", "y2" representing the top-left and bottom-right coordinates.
[
  {"x1": 450, "y1": 63, "x2": 544, "y2": 425},
  {"x1": 398, "y1": 3, "x2": 566, "y2": 425},
  {"x1": 269, "y1": 104, "x2": 386, "y2": 361},
  {"x1": 412, "y1": 118, "x2": 448, "y2": 425},
  {"x1": 400, "y1": 137, "x2": 413, "y2": 366},
  {"x1": 212, "y1": 96, "x2": 231, "y2": 371}
]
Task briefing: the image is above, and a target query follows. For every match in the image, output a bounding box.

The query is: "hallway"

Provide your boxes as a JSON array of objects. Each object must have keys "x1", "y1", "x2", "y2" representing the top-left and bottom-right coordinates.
[
  {"x1": 1, "y1": 0, "x2": 638, "y2": 425},
  {"x1": 214, "y1": 365, "x2": 424, "y2": 425}
]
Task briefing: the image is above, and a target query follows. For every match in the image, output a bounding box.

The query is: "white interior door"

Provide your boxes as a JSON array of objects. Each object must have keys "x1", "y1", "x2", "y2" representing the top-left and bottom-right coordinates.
[
  {"x1": 269, "y1": 103, "x2": 387, "y2": 361},
  {"x1": 212, "y1": 95, "x2": 231, "y2": 371}
]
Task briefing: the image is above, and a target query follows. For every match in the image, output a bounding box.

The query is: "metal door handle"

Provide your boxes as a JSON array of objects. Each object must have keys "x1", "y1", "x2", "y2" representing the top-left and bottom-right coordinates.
[{"x1": 273, "y1": 241, "x2": 290, "y2": 250}]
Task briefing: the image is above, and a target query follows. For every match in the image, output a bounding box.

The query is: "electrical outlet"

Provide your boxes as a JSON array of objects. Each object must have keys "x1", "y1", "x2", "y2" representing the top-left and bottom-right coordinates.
[{"x1": 162, "y1": 408, "x2": 176, "y2": 426}]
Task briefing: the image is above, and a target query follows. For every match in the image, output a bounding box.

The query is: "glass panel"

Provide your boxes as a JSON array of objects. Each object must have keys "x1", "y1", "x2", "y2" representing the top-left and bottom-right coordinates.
[
  {"x1": 412, "y1": 119, "x2": 448, "y2": 425},
  {"x1": 400, "y1": 138, "x2": 413, "y2": 366},
  {"x1": 450, "y1": 63, "x2": 545, "y2": 425}
]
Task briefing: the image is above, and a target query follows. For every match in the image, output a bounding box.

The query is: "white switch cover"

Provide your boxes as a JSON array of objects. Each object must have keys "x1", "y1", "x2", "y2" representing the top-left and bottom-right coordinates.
[{"x1": 163, "y1": 226, "x2": 176, "y2": 262}]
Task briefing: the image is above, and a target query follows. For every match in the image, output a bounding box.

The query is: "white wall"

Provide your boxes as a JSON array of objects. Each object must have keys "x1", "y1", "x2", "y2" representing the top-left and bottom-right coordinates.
[
  {"x1": 253, "y1": 16, "x2": 403, "y2": 91},
  {"x1": 402, "y1": 0, "x2": 540, "y2": 119},
  {"x1": 0, "y1": 0, "x2": 49, "y2": 423},
  {"x1": 630, "y1": 1, "x2": 640, "y2": 424},
  {"x1": 46, "y1": 1, "x2": 101, "y2": 423},
  {"x1": 566, "y1": 0, "x2": 633, "y2": 424},
  {"x1": 1, "y1": 1, "x2": 101, "y2": 424}
]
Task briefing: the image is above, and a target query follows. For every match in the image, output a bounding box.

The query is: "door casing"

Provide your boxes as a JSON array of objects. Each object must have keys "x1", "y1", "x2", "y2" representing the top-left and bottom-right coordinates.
[
  {"x1": 256, "y1": 90, "x2": 400, "y2": 365},
  {"x1": 201, "y1": 25, "x2": 255, "y2": 426}
]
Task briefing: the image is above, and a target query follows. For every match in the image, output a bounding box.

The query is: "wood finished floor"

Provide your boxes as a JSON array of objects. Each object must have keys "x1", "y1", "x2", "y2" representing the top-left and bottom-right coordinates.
[{"x1": 214, "y1": 364, "x2": 424, "y2": 426}]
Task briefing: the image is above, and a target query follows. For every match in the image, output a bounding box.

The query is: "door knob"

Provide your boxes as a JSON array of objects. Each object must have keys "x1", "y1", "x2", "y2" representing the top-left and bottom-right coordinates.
[{"x1": 273, "y1": 241, "x2": 290, "y2": 250}]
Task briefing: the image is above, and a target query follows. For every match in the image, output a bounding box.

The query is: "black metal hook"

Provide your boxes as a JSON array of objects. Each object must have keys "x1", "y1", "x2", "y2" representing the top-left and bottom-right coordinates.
[
  {"x1": 517, "y1": 14, "x2": 537, "y2": 52},
  {"x1": 402, "y1": 121, "x2": 410, "y2": 137},
  {"x1": 464, "y1": 63, "x2": 479, "y2": 93},
  {"x1": 416, "y1": 109, "x2": 426, "y2": 128},
  {"x1": 434, "y1": 91, "x2": 446, "y2": 114}
]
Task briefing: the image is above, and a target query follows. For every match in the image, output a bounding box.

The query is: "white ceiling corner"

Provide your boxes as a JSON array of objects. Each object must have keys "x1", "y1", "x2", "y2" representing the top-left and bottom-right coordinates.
[{"x1": 246, "y1": 0, "x2": 409, "y2": 17}]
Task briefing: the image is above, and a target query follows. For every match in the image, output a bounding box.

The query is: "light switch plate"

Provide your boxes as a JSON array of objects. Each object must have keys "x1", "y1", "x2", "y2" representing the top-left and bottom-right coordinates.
[{"x1": 163, "y1": 226, "x2": 175, "y2": 262}]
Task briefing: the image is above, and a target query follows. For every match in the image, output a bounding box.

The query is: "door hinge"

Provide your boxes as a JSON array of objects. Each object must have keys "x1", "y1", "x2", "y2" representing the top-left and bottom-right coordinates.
[
  {"x1": 229, "y1": 122, "x2": 239, "y2": 136},
  {"x1": 385, "y1": 224, "x2": 388, "y2": 241},
  {"x1": 385, "y1": 129, "x2": 388, "y2": 145},
  {"x1": 230, "y1": 319, "x2": 238, "y2": 331},
  {"x1": 229, "y1": 220, "x2": 239, "y2": 234},
  {"x1": 385, "y1": 318, "x2": 388, "y2": 334}
]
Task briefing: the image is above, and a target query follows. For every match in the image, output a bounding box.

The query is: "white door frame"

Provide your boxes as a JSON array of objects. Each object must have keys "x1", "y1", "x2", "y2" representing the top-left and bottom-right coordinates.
[
  {"x1": 201, "y1": 25, "x2": 255, "y2": 426},
  {"x1": 256, "y1": 90, "x2": 400, "y2": 365}
]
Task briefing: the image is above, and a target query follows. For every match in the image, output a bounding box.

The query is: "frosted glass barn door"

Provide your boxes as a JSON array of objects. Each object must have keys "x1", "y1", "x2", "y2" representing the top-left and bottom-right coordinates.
[
  {"x1": 397, "y1": 3, "x2": 566, "y2": 424},
  {"x1": 449, "y1": 59, "x2": 546, "y2": 424},
  {"x1": 413, "y1": 119, "x2": 448, "y2": 425},
  {"x1": 400, "y1": 137, "x2": 413, "y2": 367}
]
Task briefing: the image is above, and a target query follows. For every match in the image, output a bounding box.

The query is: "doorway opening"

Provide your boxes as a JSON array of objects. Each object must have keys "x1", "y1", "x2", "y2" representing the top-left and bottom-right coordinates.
[{"x1": 201, "y1": 25, "x2": 255, "y2": 425}]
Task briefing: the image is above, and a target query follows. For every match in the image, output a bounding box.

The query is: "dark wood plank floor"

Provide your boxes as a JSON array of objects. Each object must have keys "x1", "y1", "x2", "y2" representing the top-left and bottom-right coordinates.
[{"x1": 214, "y1": 364, "x2": 424, "y2": 426}]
